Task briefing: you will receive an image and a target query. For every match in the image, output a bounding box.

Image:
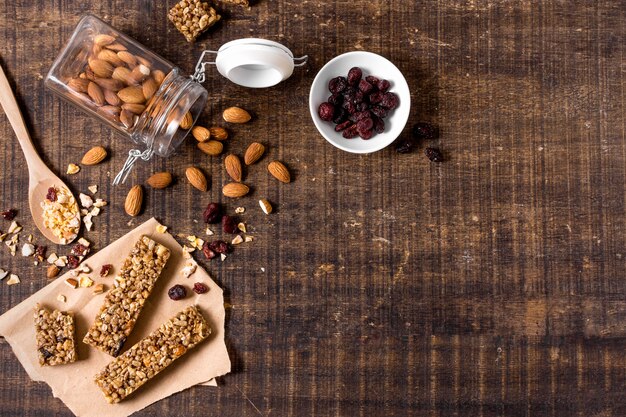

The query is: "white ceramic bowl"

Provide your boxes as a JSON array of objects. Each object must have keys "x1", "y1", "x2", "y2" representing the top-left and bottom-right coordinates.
[{"x1": 309, "y1": 51, "x2": 411, "y2": 153}]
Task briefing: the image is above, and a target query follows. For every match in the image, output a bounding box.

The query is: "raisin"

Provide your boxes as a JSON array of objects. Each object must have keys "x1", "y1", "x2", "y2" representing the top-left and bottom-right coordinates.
[
  {"x1": 365, "y1": 75, "x2": 380, "y2": 85},
  {"x1": 0, "y1": 209, "x2": 17, "y2": 220},
  {"x1": 368, "y1": 91, "x2": 384, "y2": 104},
  {"x1": 358, "y1": 129, "x2": 373, "y2": 140},
  {"x1": 372, "y1": 115, "x2": 385, "y2": 134},
  {"x1": 335, "y1": 120, "x2": 353, "y2": 132},
  {"x1": 356, "y1": 117, "x2": 374, "y2": 132},
  {"x1": 318, "y1": 102, "x2": 335, "y2": 121},
  {"x1": 222, "y1": 215, "x2": 238, "y2": 234},
  {"x1": 371, "y1": 106, "x2": 388, "y2": 118},
  {"x1": 100, "y1": 264, "x2": 112, "y2": 277},
  {"x1": 347, "y1": 67, "x2": 362, "y2": 85},
  {"x1": 46, "y1": 187, "x2": 57, "y2": 202},
  {"x1": 208, "y1": 240, "x2": 230, "y2": 254},
  {"x1": 412, "y1": 122, "x2": 439, "y2": 140},
  {"x1": 112, "y1": 337, "x2": 126, "y2": 357},
  {"x1": 67, "y1": 255, "x2": 80, "y2": 269},
  {"x1": 395, "y1": 137, "x2": 414, "y2": 153},
  {"x1": 377, "y1": 79, "x2": 391, "y2": 92},
  {"x1": 342, "y1": 124, "x2": 359, "y2": 139},
  {"x1": 39, "y1": 348, "x2": 53, "y2": 359},
  {"x1": 425, "y1": 147, "x2": 443, "y2": 162},
  {"x1": 332, "y1": 107, "x2": 348, "y2": 124},
  {"x1": 380, "y1": 92, "x2": 399, "y2": 109},
  {"x1": 168, "y1": 284, "x2": 187, "y2": 300},
  {"x1": 328, "y1": 93, "x2": 343, "y2": 106},
  {"x1": 193, "y1": 282, "x2": 209, "y2": 294},
  {"x1": 358, "y1": 79, "x2": 374, "y2": 94},
  {"x1": 202, "y1": 242, "x2": 217, "y2": 259},
  {"x1": 71, "y1": 243, "x2": 89, "y2": 257},
  {"x1": 328, "y1": 76, "x2": 348, "y2": 94},
  {"x1": 203, "y1": 203, "x2": 222, "y2": 224}
]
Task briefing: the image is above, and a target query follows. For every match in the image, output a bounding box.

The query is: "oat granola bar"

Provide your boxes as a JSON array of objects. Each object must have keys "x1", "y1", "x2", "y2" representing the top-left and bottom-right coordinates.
[
  {"x1": 168, "y1": 0, "x2": 221, "y2": 43},
  {"x1": 221, "y1": 0, "x2": 250, "y2": 6},
  {"x1": 34, "y1": 305, "x2": 77, "y2": 366},
  {"x1": 94, "y1": 305, "x2": 211, "y2": 403},
  {"x1": 83, "y1": 236, "x2": 170, "y2": 357}
]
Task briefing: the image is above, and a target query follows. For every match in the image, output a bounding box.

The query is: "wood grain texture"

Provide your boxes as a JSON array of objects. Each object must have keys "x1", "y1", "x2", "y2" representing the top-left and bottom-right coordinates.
[{"x1": 0, "y1": 0, "x2": 625, "y2": 416}]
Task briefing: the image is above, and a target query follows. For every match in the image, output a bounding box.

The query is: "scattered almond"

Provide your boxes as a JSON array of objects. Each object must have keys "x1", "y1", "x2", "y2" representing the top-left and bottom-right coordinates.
[
  {"x1": 46, "y1": 265, "x2": 60, "y2": 279},
  {"x1": 259, "y1": 198, "x2": 273, "y2": 214},
  {"x1": 225, "y1": 154, "x2": 243, "y2": 182},
  {"x1": 268, "y1": 160, "x2": 291, "y2": 183},
  {"x1": 66, "y1": 163, "x2": 80, "y2": 175},
  {"x1": 209, "y1": 126, "x2": 228, "y2": 140},
  {"x1": 222, "y1": 182, "x2": 250, "y2": 198},
  {"x1": 244, "y1": 142, "x2": 265, "y2": 165},
  {"x1": 223, "y1": 106, "x2": 251, "y2": 123},
  {"x1": 185, "y1": 167, "x2": 208, "y2": 192},
  {"x1": 192, "y1": 126, "x2": 210, "y2": 142},
  {"x1": 146, "y1": 172, "x2": 173, "y2": 189},
  {"x1": 124, "y1": 185, "x2": 143, "y2": 216},
  {"x1": 81, "y1": 146, "x2": 107, "y2": 165},
  {"x1": 180, "y1": 111, "x2": 193, "y2": 129},
  {"x1": 197, "y1": 140, "x2": 223, "y2": 156}
]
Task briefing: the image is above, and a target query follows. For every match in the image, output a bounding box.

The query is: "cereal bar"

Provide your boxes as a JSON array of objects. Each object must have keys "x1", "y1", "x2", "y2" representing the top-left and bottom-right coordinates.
[
  {"x1": 34, "y1": 305, "x2": 77, "y2": 366},
  {"x1": 168, "y1": 0, "x2": 221, "y2": 43},
  {"x1": 83, "y1": 236, "x2": 170, "y2": 357},
  {"x1": 94, "y1": 305, "x2": 211, "y2": 403}
]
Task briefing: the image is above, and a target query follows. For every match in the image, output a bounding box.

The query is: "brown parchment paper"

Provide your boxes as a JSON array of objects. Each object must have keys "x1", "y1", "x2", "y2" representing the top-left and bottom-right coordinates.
[{"x1": 0, "y1": 218, "x2": 231, "y2": 417}]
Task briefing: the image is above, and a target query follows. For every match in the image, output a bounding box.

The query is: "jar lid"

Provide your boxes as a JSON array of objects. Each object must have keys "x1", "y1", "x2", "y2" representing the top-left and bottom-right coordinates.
[{"x1": 192, "y1": 39, "x2": 308, "y2": 88}]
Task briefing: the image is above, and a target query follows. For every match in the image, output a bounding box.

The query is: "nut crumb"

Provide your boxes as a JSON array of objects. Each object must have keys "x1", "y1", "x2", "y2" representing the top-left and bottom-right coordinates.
[
  {"x1": 8, "y1": 221, "x2": 21, "y2": 234},
  {"x1": 57, "y1": 294, "x2": 66, "y2": 303},
  {"x1": 7, "y1": 274, "x2": 20, "y2": 285},
  {"x1": 92, "y1": 283, "x2": 105, "y2": 294},
  {"x1": 64, "y1": 278, "x2": 78, "y2": 289},
  {"x1": 88, "y1": 185, "x2": 98, "y2": 194},
  {"x1": 66, "y1": 163, "x2": 80, "y2": 175},
  {"x1": 244, "y1": 235, "x2": 254, "y2": 243},
  {"x1": 237, "y1": 222, "x2": 247, "y2": 233},
  {"x1": 220, "y1": 253, "x2": 227, "y2": 261},
  {"x1": 21, "y1": 243, "x2": 35, "y2": 257},
  {"x1": 205, "y1": 227, "x2": 214, "y2": 236},
  {"x1": 79, "y1": 275, "x2": 94, "y2": 288},
  {"x1": 231, "y1": 235, "x2": 243, "y2": 245},
  {"x1": 0, "y1": 269, "x2": 8, "y2": 280},
  {"x1": 156, "y1": 224, "x2": 168, "y2": 233},
  {"x1": 235, "y1": 206, "x2": 245, "y2": 214},
  {"x1": 181, "y1": 263, "x2": 197, "y2": 278},
  {"x1": 79, "y1": 193, "x2": 93, "y2": 208}
]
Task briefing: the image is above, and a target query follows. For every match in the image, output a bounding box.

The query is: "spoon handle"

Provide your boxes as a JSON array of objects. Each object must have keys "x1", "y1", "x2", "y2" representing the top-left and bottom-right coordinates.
[{"x1": 0, "y1": 62, "x2": 46, "y2": 175}]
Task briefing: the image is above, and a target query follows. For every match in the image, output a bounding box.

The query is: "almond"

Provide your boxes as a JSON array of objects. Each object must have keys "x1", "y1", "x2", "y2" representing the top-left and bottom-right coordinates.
[
  {"x1": 93, "y1": 77, "x2": 124, "y2": 92},
  {"x1": 268, "y1": 161, "x2": 291, "y2": 183},
  {"x1": 197, "y1": 140, "x2": 223, "y2": 156},
  {"x1": 117, "y1": 86, "x2": 145, "y2": 104},
  {"x1": 67, "y1": 77, "x2": 89, "y2": 93},
  {"x1": 81, "y1": 146, "x2": 108, "y2": 165},
  {"x1": 244, "y1": 142, "x2": 265, "y2": 165},
  {"x1": 87, "y1": 82, "x2": 105, "y2": 106},
  {"x1": 128, "y1": 64, "x2": 150, "y2": 85},
  {"x1": 121, "y1": 103, "x2": 146, "y2": 114},
  {"x1": 112, "y1": 66, "x2": 132, "y2": 83},
  {"x1": 46, "y1": 265, "x2": 60, "y2": 279},
  {"x1": 152, "y1": 69, "x2": 166, "y2": 84},
  {"x1": 117, "y1": 50, "x2": 137, "y2": 67},
  {"x1": 120, "y1": 109, "x2": 136, "y2": 129},
  {"x1": 97, "y1": 105, "x2": 121, "y2": 119},
  {"x1": 222, "y1": 182, "x2": 250, "y2": 198},
  {"x1": 223, "y1": 107, "x2": 251, "y2": 123},
  {"x1": 185, "y1": 167, "x2": 208, "y2": 192},
  {"x1": 105, "y1": 42, "x2": 127, "y2": 52},
  {"x1": 146, "y1": 172, "x2": 173, "y2": 189},
  {"x1": 88, "y1": 58, "x2": 114, "y2": 78},
  {"x1": 192, "y1": 126, "x2": 210, "y2": 142},
  {"x1": 225, "y1": 154, "x2": 243, "y2": 182},
  {"x1": 94, "y1": 34, "x2": 116, "y2": 46},
  {"x1": 209, "y1": 126, "x2": 228, "y2": 140},
  {"x1": 103, "y1": 89, "x2": 122, "y2": 106},
  {"x1": 97, "y1": 49, "x2": 124, "y2": 66},
  {"x1": 124, "y1": 185, "x2": 143, "y2": 216},
  {"x1": 180, "y1": 111, "x2": 193, "y2": 129},
  {"x1": 142, "y1": 78, "x2": 158, "y2": 101}
]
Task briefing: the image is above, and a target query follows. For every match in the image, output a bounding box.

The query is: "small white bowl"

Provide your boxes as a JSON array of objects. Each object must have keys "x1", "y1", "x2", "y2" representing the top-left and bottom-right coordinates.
[{"x1": 309, "y1": 51, "x2": 411, "y2": 154}]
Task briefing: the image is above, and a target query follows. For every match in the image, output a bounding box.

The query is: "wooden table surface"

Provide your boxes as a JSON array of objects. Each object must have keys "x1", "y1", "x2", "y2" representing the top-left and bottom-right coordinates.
[{"x1": 0, "y1": 1, "x2": 625, "y2": 416}]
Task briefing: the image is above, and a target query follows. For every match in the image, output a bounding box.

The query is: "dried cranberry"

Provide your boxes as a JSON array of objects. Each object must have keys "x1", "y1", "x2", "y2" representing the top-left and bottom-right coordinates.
[
  {"x1": 208, "y1": 240, "x2": 230, "y2": 254},
  {"x1": 46, "y1": 187, "x2": 57, "y2": 202},
  {"x1": 34, "y1": 245, "x2": 46, "y2": 261},
  {"x1": 342, "y1": 124, "x2": 359, "y2": 139},
  {"x1": 368, "y1": 91, "x2": 384, "y2": 104},
  {"x1": 377, "y1": 79, "x2": 390, "y2": 92},
  {"x1": 373, "y1": 116, "x2": 385, "y2": 134},
  {"x1": 335, "y1": 120, "x2": 353, "y2": 132},
  {"x1": 356, "y1": 117, "x2": 374, "y2": 132},
  {"x1": 349, "y1": 110, "x2": 371, "y2": 123},
  {"x1": 203, "y1": 203, "x2": 222, "y2": 224},
  {"x1": 168, "y1": 284, "x2": 187, "y2": 300},
  {"x1": 358, "y1": 129, "x2": 373, "y2": 140},
  {"x1": 354, "y1": 91, "x2": 364, "y2": 104},
  {"x1": 371, "y1": 106, "x2": 388, "y2": 118},
  {"x1": 328, "y1": 76, "x2": 348, "y2": 94},
  {"x1": 222, "y1": 215, "x2": 238, "y2": 234},
  {"x1": 395, "y1": 137, "x2": 414, "y2": 153},
  {"x1": 358, "y1": 79, "x2": 374, "y2": 94},
  {"x1": 71, "y1": 243, "x2": 89, "y2": 257},
  {"x1": 0, "y1": 209, "x2": 17, "y2": 220},
  {"x1": 67, "y1": 255, "x2": 80, "y2": 269},
  {"x1": 343, "y1": 101, "x2": 357, "y2": 114},
  {"x1": 380, "y1": 92, "x2": 399, "y2": 109},
  {"x1": 347, "y1": 67, "x2": 362, "y2": 85},
  {"x1": 202, "y1": 242, "x2": 217, "y2": 259},
  {"x1": 318, "y1": 102, "x2": 335, "y2": 121},
  {"x1": 192, "y1": 282, "x2": 209, "y2": 294},
  {"x1": 332, "y1": 108, "x2": 348, "y2": 124},
  {"x1": 425, "y1": 147, "x2": 444, "y2": 162},
  {"x1": 365, "y1": 75, "x2": 380, "y2": 85},
  {"x1": 357, "y1": 102, "x2": 369, "y2": 112},
  {"x1": 328, "y1": 93, "x2": 343, "y2": 106},
  {"x1": 100, "y1": 264, "x2": 113, "y2": 277},
  {"x1": 412, "y1": 122, "x2": 439, "y2": 140}
]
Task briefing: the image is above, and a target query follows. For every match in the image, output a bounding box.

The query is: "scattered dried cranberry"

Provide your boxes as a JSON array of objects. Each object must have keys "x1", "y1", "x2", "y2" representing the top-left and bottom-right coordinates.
[
  {"x1": 203, "y1": 203, "x2": 222, "y2": 224},
  {"x1": 168, "y1": 284, "x2": 187, "y2": 300},
  {"x1": 412, "y1": 122, "x2": 439, "y2": 140},
  {"x1": 46, "y1": 187, "x2": 57, "y2": 202},
  {"x1": 71, "y1": 243, "x2": 89, "y2": 257},
  {"x1": 318, "y1": 102, "x2": 335, "y2": 121},
  {"x1": 100, "y1": 264, "x2": 112, "y2": 277},
  {"x1": 328, "y1": 76, "x2": 348, "y2": 94},
  {"x1": 395, "y1": 137, "x2": 415, "y2": 154},
  {"x1": 208, "y1": 240, "x2": 230, "y2": 254},
  {"x1": 425, "y1": 147, "x2": 443, "y2": 162},
  {"x1": 347, "y1": 67, "x2": 362, "y2": 85},
  {"x1": 222, "y1": 215, "x2": 238, "y2": 234},
  {"x1": 67, "y1": 255, "x2": 80, "y2": 269},
  {"x1": 192, "y1": 282, "x2": 209, "y2": 294},
  {"x1": 202, "y1": 242, "x2": 217, "y2": 259},
  {"x1": 0, "y1": 209, "x2": 17, "y2": 220}
]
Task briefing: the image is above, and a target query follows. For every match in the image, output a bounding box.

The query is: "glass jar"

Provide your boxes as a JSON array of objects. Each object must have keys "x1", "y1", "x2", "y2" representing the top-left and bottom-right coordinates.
[{"x1": 45, "y1": 14, "x2": 207, "y2": 183}]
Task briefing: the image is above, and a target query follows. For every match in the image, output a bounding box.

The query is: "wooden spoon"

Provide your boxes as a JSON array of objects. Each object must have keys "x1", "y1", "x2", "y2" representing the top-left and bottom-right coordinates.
[{"x1": 0, "y1": 63, "x2": 79, "y2": 245}]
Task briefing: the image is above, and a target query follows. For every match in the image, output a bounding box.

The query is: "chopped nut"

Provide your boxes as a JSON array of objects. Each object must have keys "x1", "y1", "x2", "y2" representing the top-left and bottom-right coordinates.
[
  {"x1": 0, "y1": 269, "x2": 7, "y2": 280},
  {"x1": 79, "y1": 193, "x2": 93, "y2": 208},
  {"x1": 259, "y1": 198, "x2": 273, "y2": 214},
  {"x1": 66, "y1": 163, "x2": 80, "y2": 174},
  {"x1": 78, "y1": 237, "x2": 91, "y2": 247},
  {"x1": 47, "y1": 265, "x2": 60, "y2": 279},
  {"x1": 27, "y1": 234, "x2": 33, "y2": 243},
  {"x1": 88, "y1": 185, "x2": 98, "y2": 194},
  {"x1": 182, "y1": 245, "x2": 194, "y2": 259},
  {"x1": 220, "y1": 253, "x2": 227, "y2": 261},
  {"x1": 7, "y1": 274, "x2": 20, "y2": 285},
  {"x1": 56, "y1": 294, "x2": 66, "y2": 303},
  {"x1": 89, "y1": 207, "x2": 101, "y2": 216},
  {"x1": 84, "y1": 215, "x2": 93, "y2": 231},
  {"x1": 79, "y1": 275, "x2": 94, "y2": 288},
  {"x1": 237, "y1": 222, "x2": 247, "y2": 233},
  {"x1": 0, "y1": 233, "x2": 7, "y2": 242},
  {"x1": 92, "y1": 283, "x2": 105, "y2": 294},
  {"x1": 181, "y1": 263, "x2": 197, "y2": 279},
  {"x1": 93, "y1": 198, "x2": 107, "y2": 208},
  {"x1": 231, "y1": 235, "x2": 243, "y2": 245},
  {"x1": 8, "y1": 221, "x2": 21, "y2": 234},
  {"x1": 41, "y1": 186, "x2": 80, "y2": 242},
  {"x1": 55, "y1": 256, "x2": 68, "y2": 267},
  {"x1": 21, "y1": 243, "x2": 35, "y2": 257},
  {"x1": 205, "y1": 227, "x2": 214, "y2": 236},
  {"x1": 235, "y1": 206, "x2": 245, "y2": 214},
  {"x1": 156, "y1": 224, "x2": 168, "y2": 233},
  {"x1": 64, "y1": 278, "x2": 78, "y2": 289},
  {"x1": 244, "y1": 235, "x2": 254, "y2": 243},
  {"x1": 47, "y1": 253, "x2": 59, "y2": 264}
]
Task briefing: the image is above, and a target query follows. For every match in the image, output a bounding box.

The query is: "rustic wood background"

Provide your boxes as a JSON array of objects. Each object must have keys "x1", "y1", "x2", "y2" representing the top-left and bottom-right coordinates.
[{"x1": 0, "y1": 0, "x2": 624, "y2": 416}]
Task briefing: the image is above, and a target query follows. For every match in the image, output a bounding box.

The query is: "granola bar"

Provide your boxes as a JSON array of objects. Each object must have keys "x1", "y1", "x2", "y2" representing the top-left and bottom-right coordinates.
[
  {"x1": 94, "y1": 305, "x2": 211, "y2": 403},
  {"x1": 221, "y1": 0, "x2": 250, "y2": 6},
  {"x1": 168, "y1": 0, "x2": 221, "y2": 43},
  {"x1": 34, "y1": 305, "x2": 77, "y2": 366},
  {"x1": 83, "y1": 236, "x2": 170, "y2": 357}
]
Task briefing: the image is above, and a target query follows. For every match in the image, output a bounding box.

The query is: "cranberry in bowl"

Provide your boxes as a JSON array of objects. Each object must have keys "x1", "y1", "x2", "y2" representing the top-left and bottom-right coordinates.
[{"x1": 309, "y1": 51, "x2": 410, "y2": 154}]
